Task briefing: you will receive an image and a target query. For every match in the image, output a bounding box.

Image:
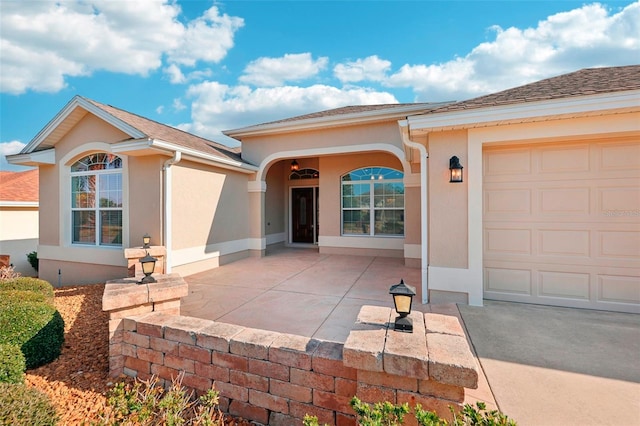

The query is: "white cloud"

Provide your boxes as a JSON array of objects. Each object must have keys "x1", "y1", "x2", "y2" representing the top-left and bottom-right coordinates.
[
  {"x1": 164, "y1": 64, "x2": 186, "y2": 84},
  {"x1": 385, "y1": 1, "x2": 640, "y2": 101},
  {"x1": 0, "y1": 1, "x2": 243, "y2": 94},
  {"x1": 0, "y1": 141, "x2": 31, "y2": 172},
  {"x1": 181, "y1": 81, "x2": 397, "y2": 141},
  {"x1": 334, "y1": 55, "x2": 392, "y2": 83},
  {"x1": 239, "y1": 53, "x2": 329, "y2": 86}
]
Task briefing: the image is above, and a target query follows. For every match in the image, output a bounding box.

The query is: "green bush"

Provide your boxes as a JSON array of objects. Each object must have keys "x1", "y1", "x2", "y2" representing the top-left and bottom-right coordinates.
[
  {"x1": 0, "y1": 277, "x2": 53, "y2": 301},
  {"x1": 97, "y1": 374, "x2": 225, "y2": 425},
  {"x1": 0, "y1": 292, "x2": 64, "y2": 369},
  {"x1": 26, "y1": 251, "x2": 38, "y2": 272},
  {"x1": 0, "y1": 344, "x2": 25, "y2": 384},
  {"x1": 0, "y1": 383, "x2": 58, "y2": 425}
]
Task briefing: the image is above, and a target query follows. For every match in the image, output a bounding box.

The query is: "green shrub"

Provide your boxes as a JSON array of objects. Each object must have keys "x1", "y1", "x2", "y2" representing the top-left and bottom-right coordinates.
[
  {"x1": 303, "y1": 397, "x2": 517, "y2": 426},
  {"x1": 0, "y1": 344, "x2": 26, "y2": 384},
  {"x1": 98, "y1": 374, "x2": 225, "y2": 425},
  {"x1": 0, "y1": 292, "x2": 64, "y2": 369},
  {"x1": 26, "y1": 252, "x2": 38, "y2": 272},
  {"x1": 0, "y1": 382, "x2": 58, "y2": 425},
  {"x1": 0, "y1": 277, "x2": 54, "y2": 301}
]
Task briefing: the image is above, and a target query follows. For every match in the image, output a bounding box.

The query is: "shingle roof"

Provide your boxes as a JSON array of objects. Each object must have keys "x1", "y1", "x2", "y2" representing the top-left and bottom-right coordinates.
[
  {"x1": 83, "y1": 98, "x2": 243, "y2": 161},
  {"x1": 431, "y1": 65, "x2": 640, "y2": 114},
  {"x1": 0, "y1": 169, "x2": 38, "y2": 202},
  {"x1": 232, "y1": 103, "x2": 445, "y2": 131}
]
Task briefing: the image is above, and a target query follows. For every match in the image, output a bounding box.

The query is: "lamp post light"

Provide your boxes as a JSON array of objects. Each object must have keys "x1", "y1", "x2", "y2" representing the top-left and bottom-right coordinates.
[
  {"x1": 389, "y1": 279, "x2": 416, "y2": 333},
  {"x1": 139, "y1": 251, "x2": 157, "y2": 284},
  {"x1": 142, "y1": 233, "x2": 151, "y2": 249}
]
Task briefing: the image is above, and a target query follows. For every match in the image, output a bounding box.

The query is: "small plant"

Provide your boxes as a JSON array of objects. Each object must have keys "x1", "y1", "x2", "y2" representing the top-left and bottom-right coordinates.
[
  {"x1": 98, "y1": 373, "x2": 225, "y2": 425},
  {"x1": 26, "y1": 251, "x2": 38, "y2": 272},
  {"x1": 351, "y1": 396, "x2": 410, "y2": 426},
  {"x1": 0, "y1": 382, "x2": 58, "y2": 425},
  {"x1": 0, "y1": 344, "x2": 26, "y2": 384},
  {"x1": 0, "y1": 266, "x2": 20, "y2": 281}
]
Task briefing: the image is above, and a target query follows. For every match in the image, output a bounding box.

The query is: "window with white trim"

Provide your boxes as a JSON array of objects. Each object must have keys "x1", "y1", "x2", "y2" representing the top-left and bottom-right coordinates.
[
  {"x1": 70, "y1": 153, "x2": 123, "y2": 246},
  {"x1": 341, "y1": 167, "x2": 404, "y2": 236}
]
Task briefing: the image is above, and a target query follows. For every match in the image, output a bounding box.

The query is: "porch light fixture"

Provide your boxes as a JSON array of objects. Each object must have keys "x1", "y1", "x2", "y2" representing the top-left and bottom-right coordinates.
[
  {"x1": 139, "y1": 251, "x2": 157, "y2": 284},
  {"x1": 389, "y1": 279, "x2": 416, "y2": 333},
  {"x1": 142, "y1": 233, "x2": 151, "y2": 249},
  {"x1": 449, "y1": 156, "x2": 463, "y2": 183},
  {"x1": 290, "y1": 160, "x2": 300, "y2": 172}
]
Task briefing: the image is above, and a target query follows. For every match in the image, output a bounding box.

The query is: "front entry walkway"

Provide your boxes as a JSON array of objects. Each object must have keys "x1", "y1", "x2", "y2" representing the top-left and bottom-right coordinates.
[{"x1": 181, "y1": 246, "x2": 422, "y2": 342}]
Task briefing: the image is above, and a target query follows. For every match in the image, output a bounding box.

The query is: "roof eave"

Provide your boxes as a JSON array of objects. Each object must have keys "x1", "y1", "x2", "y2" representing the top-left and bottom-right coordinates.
[
  {"x1": 6, "y1": 149, "x2": 56, "y2": 166},
  {"x1": 224, "y1": 103, "x2": 452, "y2": 139},
  {"x1": 112, "y1": 139, "x2": 258, "y2": 174},
  {"x1": 408, "y1": 90, "x2": 640, "y2": 133},
  {"x1": 21, "y1": 96, "x2": 147, "y2": 154}
]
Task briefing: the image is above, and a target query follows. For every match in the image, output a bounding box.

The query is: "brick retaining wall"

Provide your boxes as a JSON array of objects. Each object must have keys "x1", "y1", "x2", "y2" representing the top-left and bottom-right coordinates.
[{"x1": 103, "y1": 275, "x2": 479, "y2": 426}]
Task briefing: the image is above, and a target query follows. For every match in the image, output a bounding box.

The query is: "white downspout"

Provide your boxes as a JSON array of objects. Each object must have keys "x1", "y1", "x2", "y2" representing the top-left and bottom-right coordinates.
[
  {"x1": 163, "y1": 151, "x2": 182, "y2": 273},
  {"x1": 398, "y1": 120, "x2": 429, "y2": 304}
]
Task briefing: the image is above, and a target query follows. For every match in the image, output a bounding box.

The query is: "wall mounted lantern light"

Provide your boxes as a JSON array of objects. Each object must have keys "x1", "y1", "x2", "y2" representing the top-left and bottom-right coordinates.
[
  {"x1": 139, "y1": 251, "x2": 157, "y2": 284},
  {"x1": 389, "y1": 279, "x2": 416, "y2": 333},
  {"x1": 290, "y1": 159, "x2": 300, "y2": 172},
  {"x1": 449, "y1": 156, "x2": 463, "y2": 183},
  {"x1": 142, "y1": 233, "x2": 151, "y2": 249}
]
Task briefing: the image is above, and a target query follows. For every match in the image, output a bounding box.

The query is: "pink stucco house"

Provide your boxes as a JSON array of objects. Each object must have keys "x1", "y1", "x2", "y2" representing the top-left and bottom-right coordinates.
[{"x1": 8, "y1": 65, "x2": 640, "y2": 313}]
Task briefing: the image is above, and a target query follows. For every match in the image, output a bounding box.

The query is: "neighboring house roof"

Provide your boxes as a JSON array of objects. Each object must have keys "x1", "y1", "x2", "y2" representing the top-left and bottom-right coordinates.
[
  {"x1": 0, "y1": 169, "x2": 38, "y2": 206},
  {"x1": 224, "y1": 102, "x2": 452, "y2": 138},
  {"x1": 431, "y1": 65, "x2": 640, "y2": 114}
]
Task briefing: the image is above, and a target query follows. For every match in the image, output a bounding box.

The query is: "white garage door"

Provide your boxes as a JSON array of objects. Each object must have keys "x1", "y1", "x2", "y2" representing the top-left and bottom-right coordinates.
[{"x1": 483, "y1": 138, "x2": 640, "y2": 313}]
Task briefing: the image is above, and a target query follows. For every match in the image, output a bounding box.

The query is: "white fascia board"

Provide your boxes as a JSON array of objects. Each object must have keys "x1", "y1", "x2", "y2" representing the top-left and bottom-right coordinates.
[
  {"x1": 115, "y1": 139, "x2": 258, "y2": 174},
  {"x1": 0, "y1": 201, "x2": 39, "y2": 207},
  {"x1": 407, "y1": 90, "x2": 640, "y2": 132},
  {"x1": 22, "y1": 96, "x2": 146, "y2": 154},
  {"x1": 224, "y1": 103, "x2": 452, "y2": 138},
  {"x1": 6, "y1": 149, "x2": 55, "y2": 166}
]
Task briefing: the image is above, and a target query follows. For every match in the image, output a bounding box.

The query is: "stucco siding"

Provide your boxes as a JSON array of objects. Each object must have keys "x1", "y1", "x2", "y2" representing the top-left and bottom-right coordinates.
[
  {"x1": 427, "y1": 130, "x2": 469, "y2": 269},
  {"x1": 265, "y1": 160, "x2": 286, "y2": 237},
  {"x1": 171, "y1": 161, "x2": 250, "y2": 251},
  {"x1": 128, "y1": 155, "x2": 164, "y2": 246}
]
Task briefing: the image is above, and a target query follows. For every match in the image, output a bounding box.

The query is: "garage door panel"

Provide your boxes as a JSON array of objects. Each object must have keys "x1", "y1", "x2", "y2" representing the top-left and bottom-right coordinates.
[
  {"x1": 539, "y1": 187, "x2": 590, "y2": 215},
  {"x1": 539, "y1": 229, "x2": 590, "y2": 257},
  {"x1": 485, "y1": 189, "x2": 531, "y2": 214},
  {"x1": 599, "y1": 231, "x2": 640, "y2": 258},
  {"x1": 483, "y1": 139, "x2": 640, "y2": 313},
  {"x1": 485, "y1": 228, "x2": 531, "y2": 254},
  {"x1": 539, "y1": 145, "x2": 590, "y2": 174},
  {"x1": 484, "y1": 267, "x2": 532, "y2": 295},
  {"x1": 598, "y1": 142, "x2": 640, "y2": 171},
  {"x1": 598, "y1": 275, "x2": 640, "y2": 304},
  {"x1": 539, "y1": 270, "x2": 590, "y2": 300},
  {"x1": 599, "y1": 186, "x2": 640, "y2": 213}
]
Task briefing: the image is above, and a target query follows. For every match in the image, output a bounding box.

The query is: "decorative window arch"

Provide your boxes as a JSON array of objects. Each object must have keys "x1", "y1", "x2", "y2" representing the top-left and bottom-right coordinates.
[
  {"x1": 70, "y1": 153, "x2": 123, "y2": 246},
  {"x1": 341, "y1": 167, "x2": 404, "y2": 236},
  {"x1": 289, "y1": 168, "x2": 319, "y2": 180}
]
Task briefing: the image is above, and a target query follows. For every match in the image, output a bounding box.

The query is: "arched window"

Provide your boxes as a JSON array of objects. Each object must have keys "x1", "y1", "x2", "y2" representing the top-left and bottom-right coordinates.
[
  {"x1": 70, "y1": 153, "x2": 123, "y2": 246},
  {"x1": 289, "y1": 168, "x2": 319, "y2": 180},
  {"x1": 341, "y1": 167, "x2": 404, "y2": 236}
]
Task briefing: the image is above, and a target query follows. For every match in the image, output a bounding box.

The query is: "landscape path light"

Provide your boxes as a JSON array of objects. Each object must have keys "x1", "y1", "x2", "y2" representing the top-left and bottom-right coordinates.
[
  {"x1": 139, "y1": 251, "x2": 157, "y2": 284},
  {"x1": 389, "y1": 279, "x2": 416, "y2": 332},
  {"x1": 142, "y1": 233, "x2": 151, "y2": 249}
]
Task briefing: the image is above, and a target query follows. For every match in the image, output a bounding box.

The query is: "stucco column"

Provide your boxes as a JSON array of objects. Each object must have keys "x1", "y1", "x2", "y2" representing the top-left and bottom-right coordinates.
[
  {"x1": 248, "y1": 180, "x2": 266, "y2": 257},
  {"x1": 404, "y1": 175, "x2": 422, "y2": 269}
]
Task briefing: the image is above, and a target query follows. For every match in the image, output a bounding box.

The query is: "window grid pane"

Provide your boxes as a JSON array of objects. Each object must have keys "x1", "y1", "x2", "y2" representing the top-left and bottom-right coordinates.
[
  {"x1": 100, "y1": 211, "x2": 122, "y2": 246},
  {"x1": 73, "y1": 211, "x2": 96, "y2": 244}
]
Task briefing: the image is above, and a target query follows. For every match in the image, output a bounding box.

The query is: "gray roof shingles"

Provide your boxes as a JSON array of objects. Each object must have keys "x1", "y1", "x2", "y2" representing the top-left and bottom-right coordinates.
[{"x1": 85, "y1": 98, "x2": 243, "y2": 162}]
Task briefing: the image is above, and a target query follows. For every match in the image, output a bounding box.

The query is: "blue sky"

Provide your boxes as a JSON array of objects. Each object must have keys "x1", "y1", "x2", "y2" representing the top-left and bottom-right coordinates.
[{"x1": 1, "y1": 0, "x2": 639, "y2": 171}]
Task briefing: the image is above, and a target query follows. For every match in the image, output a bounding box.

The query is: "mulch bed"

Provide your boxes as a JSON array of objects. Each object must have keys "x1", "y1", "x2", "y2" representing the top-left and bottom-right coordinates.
[{"x1": 24, "y1": 284, "x2": 251, "y2": 425}]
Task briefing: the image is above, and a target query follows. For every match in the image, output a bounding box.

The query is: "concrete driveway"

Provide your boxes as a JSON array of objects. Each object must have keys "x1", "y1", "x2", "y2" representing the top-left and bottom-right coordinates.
[{"x1": 458, "y1": 301, "x2": 640, "y2": 426}]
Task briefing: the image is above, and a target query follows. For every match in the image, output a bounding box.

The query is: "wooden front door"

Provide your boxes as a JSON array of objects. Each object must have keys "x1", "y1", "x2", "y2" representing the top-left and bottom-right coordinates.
[{"x1": 291, "y1": 187, "x2": 318, "y2": 243}]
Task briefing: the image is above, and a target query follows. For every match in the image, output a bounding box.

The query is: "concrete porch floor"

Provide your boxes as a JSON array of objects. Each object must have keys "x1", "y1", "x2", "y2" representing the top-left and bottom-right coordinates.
[{"x1": 180, "y1": 245, "x2": 640, "y2": 425}]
